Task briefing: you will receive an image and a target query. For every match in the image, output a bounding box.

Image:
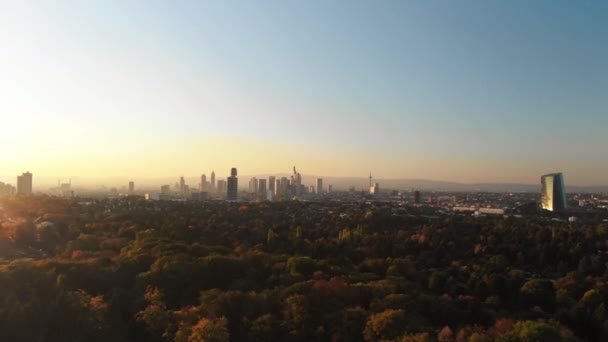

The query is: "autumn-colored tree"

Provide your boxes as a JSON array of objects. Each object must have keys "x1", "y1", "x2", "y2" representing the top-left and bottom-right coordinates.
[
  {"x1": 188, "y1": 317, "x2": 229, "y2": 342},
  {"x1": 363, "y1": 309, "x2": 407, "y2": 341}
]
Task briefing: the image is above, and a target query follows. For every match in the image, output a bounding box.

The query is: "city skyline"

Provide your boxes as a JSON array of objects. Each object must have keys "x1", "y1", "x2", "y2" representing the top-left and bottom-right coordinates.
[
  {"x1": 3, "y1": 168, "x2": 605, "y2": 193},
  {"x1": 2, "y1": 1, "x2": 607, "y2": 185}
]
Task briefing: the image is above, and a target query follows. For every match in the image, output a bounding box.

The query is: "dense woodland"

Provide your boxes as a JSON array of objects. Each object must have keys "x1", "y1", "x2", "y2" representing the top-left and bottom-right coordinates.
[{"x1": 1, "y1": 196, "x2": 608, "y2": 341}]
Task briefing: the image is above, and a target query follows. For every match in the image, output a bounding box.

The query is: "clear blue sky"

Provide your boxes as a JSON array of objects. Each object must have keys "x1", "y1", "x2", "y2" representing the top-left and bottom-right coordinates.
[{"x1": 1, "y1": 1, "x2": 607, "y2": 185}]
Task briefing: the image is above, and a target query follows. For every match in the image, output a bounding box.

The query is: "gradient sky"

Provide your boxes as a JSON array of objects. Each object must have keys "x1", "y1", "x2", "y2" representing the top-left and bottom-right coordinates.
[{"x1": 1, "y1": 0, "x2": 607, "y2": 186}]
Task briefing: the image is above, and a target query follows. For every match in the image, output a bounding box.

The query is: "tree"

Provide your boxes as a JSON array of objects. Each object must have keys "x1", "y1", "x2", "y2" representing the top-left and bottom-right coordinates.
[
  {"x1": 496, "y1": 320, "x2": 575, "y2": 342},
  {"x1": 363, "y1": 309, "x2": 407, "y2": 341},
  {"x1": 136, "y1": 287, "x2": 171, "y2": 340},
  {"x1": 188, "y1": 317, "x2": 229, "y2": 342},
  {"x1": 519, "y1": 279, "x2": 555, "y2": 312}
]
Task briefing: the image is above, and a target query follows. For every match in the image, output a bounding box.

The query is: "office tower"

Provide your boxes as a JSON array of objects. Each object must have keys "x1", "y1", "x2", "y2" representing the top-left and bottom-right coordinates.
[
  {"x1": 268, "y1": 176, "x2": 275, "y2": 194},
  {"x1": 129, "y1": 181, "x2": 135, "y2": 194},
  {"x1": 227, "y1": 168, "x2": 238, "y2": 201},
  {"x1": 368, "y1": 172, "x2": 379, "y2": 195},
  {"x1": 370, "y1": 183, "x2": 380, "y2": 195},
  {"x1": 280, "y1": 177, "x2": 290, "y2": 197},
  {"x1": 161, "y1": 185, "x2": 171, "y2": 194},
  {"x1": 291, "y1": 166, "x2": 302, "y2": 196},
  {"x1": 275, "y1": 179, "x2": 281, "y2": 196},
  {"x1": 258, "y1": 179, "x2": 267, "y2": 198},
  {"x1": 316, "y1": 178, "x2": 323, "y2": 194},
  {"x1": 541, "y1": 172, "x2": 567, "y2": 211},
  {"x1": 327, "y1": 184, "x2": 333, "y2": 193},
  {"x1": 16, "y1": 172, "x2": 33, "y2": 195},
  {"x1": 201, "y1": 174, "x2": 207, "y2": 191},
  {"x1": 249, "y1": 177, "x2": 258, "y2": 193},
  {"x1": 414, "y1": 191, "x2": 421, "y2": 204},
  {"x1": 217, "y1": 180, "x2": 227, "y2": 193},
  {"x1": 179, "y1": 176, "x2": 185, "y2": 195},
  {"x1": 210, "y1": 171, "x2": 216, "y2": 192}
]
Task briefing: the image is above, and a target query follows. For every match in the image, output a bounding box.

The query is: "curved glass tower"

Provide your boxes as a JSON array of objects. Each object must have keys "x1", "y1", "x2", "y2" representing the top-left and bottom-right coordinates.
[{"x1": 541, "y1": 173, "x2": 566, "y2": 211}]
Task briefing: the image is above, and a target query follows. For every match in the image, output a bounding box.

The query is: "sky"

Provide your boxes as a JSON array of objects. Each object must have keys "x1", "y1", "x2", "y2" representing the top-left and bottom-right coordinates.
[{"x1": 1, "y1": 0, "x2": 607, "y2": 186}]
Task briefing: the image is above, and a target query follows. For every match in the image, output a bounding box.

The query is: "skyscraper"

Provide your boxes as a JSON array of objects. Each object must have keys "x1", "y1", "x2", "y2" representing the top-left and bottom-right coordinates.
[
  {"x1": 217, "y1": 180, "x2": 227, "y2": 193},
  {"x1": 201, "y1": 174, "x2": 207, "y2": 191},
  {"x1": 268, "y1": 176, "x2": 275, "y2": 194},
  {"x1": 129, "y1": 181, "x2": 135, "y2": 194},
  {"x1": 414, "y1": 191, "x2": 421, "y2": 204},
  {"x1": 370, "y1": 183, "x2": 380, "y2": 195},
  {"x1": 258, "y1": 179, "x2": 267, "y2": 198},
  {"x1": 249, "y1": 177, "x2": 258, "y2": 193},
  {"x1": 179, "y1": 176, "x2": 186, "y2": 195},
  {"x1": 210, "y1": 171, "x2": 216, "y2": 192},
  {"x1": 316, "y1": 178, "x2": 323, "y2": 194},
  {"x1": 227, "y1": 168, "x2": 238, "y2": 201},
  {"x1": 16, "y1": 172, "x2": 33, "y2": 195},
  {"x1": 541, "y1": 173, "x2": 567, "y2": 211},
  {"x1": 280, "y1": 177, "x2": 290, "y2": 198},
  {"x1": 291, "y1": 166, "x2": 302, "y2": 196}
]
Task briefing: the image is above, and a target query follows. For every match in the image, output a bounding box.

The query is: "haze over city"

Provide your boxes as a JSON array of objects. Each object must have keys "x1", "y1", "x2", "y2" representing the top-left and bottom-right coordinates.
[
  {"x1": 5, "y1": 2, "x2": 608, "y2": 341},
  {"x1": 2, "y1": 0, "x2": 607, "y2": 186}
]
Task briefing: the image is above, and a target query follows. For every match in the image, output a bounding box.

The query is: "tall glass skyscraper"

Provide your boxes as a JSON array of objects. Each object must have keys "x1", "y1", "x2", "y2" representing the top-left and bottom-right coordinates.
[{"x1": 541, "y1": 173, "x2": 567, "y2": 211}]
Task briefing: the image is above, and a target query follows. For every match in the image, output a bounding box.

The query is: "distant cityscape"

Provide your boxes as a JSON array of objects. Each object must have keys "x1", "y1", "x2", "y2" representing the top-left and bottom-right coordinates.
[{"x1": 2, "y1": 168, "x2": 608, "y2": 222}]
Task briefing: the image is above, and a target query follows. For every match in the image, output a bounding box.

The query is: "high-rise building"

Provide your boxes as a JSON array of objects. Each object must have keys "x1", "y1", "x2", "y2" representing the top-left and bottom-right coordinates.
[
  {"x1": 129, "y1": 181, "x2": 135, "y2": 194},
  {"x1": 275, "y1": 179, "x2": 281, "y2": 196},
  {"x1": 541, "y1": 172, "x2": 567, "y2": 211},
  {"x1": 291, "y1": 166, "x2": 302, "y2": 196},
  {"x1": 327, "y1": 184, "x2": 333, "y2": 193},
  {"x1": 0, "y1": 182, "x2": 15, "y2": 195},
  {"x1": 249, "y1": 177, "x2": 258, "y2": 193},
  {"x1": 210, "y1": 171, "x2": 216, "y2": 192},
  {"x1": 316, "y1": 178, "x2": 323, "y2": 194},
  {"x1": 370, "y1": 183, "x2": 380, "y2": 195},
  {"x1": 227, "y1": 168, "x2": 238, "y2": 201},
  {"x1": 16, "y1": 172, "x2": 33, "y2": 195},
  {"x1": 368, "y1": 172, "x2": 379, "y2": 195},
  {"x1": 217, "y1": 180, "x2": 227, "y2": 193},
  {"x1": 179, "y1": 176, "x2": 186, "y2": 195},
  {"x1": 268, "y1": 176, "x2": 275, "y2": 194},
  {"x1": 280, "y1": 177, "x2": 290, "y2": 197},
  {"x1": 258, "y1": 179, "x2": 267, "y2": 198},
  {"x1": 161, "y1": 185, "x2": 171, "y2": 194},
  {"x1": 201, "y1": 174, "x2": 207, "y2": 191},
  {"x1": 414, "y1": 191, "x2": 421, "y2": 204}
]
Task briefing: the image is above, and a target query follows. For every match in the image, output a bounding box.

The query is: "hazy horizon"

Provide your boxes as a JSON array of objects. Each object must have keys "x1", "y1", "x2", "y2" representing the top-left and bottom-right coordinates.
[
  {"x1": 2, "y1": 1, "x2": 607, "y2": 185},
  {"x1": 2, "y1": 172, "x2": 607, "y2": 193}
]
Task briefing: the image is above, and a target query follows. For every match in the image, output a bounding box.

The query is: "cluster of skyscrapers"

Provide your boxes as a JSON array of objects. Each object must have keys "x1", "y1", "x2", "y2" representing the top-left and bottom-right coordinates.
[
  {"x1": 149, "y1": 166, "x2": 333, "y2": 202},
  {"x1": 245, "y1": 166, "x2": 331, "y2": 201},
  {"x1": 0, "y1": 169, "x2": 572, "y2": 214}
]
